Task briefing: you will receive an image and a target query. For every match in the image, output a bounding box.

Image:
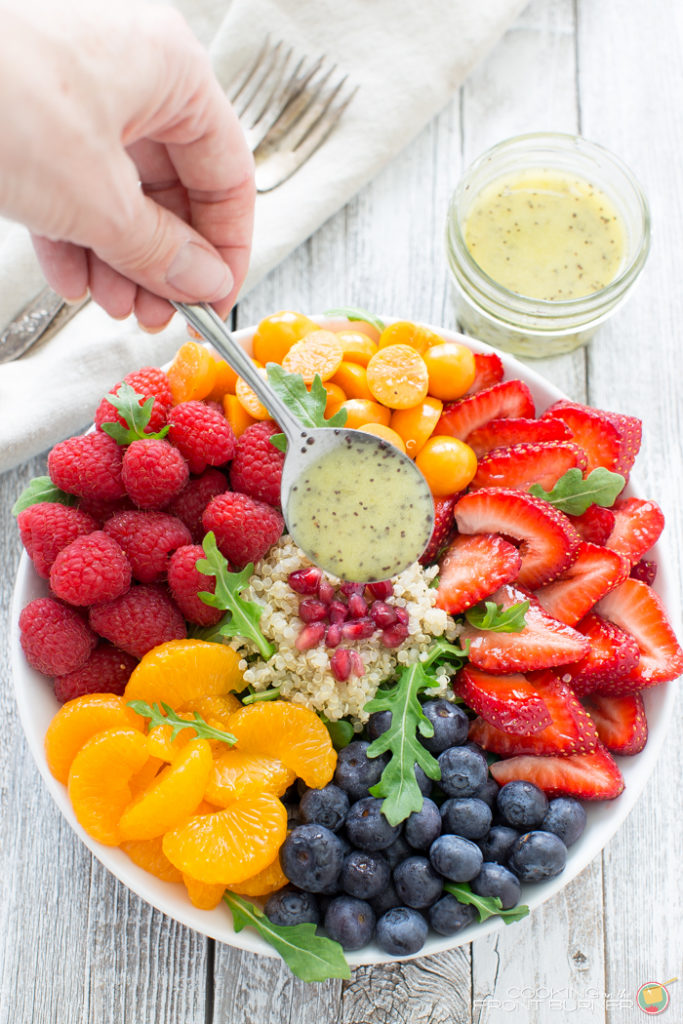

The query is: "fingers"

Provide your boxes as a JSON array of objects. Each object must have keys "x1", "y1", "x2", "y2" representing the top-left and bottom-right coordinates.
[{"x1": 31, "y1": 236, "x2": 89, "y2": 302}]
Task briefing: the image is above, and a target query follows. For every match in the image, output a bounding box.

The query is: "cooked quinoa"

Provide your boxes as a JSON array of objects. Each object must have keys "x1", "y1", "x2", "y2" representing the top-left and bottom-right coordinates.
[{"x1": 229, "y1": 536, "x2": 463, "y2": 727}]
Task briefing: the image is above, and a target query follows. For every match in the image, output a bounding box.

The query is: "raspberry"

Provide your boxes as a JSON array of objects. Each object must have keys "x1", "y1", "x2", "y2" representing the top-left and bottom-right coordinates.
[
  {"x1": 167, "y1": 401, "x2": 237, "y2": 473},
  {"x1": 50, "y1": 531, "x2": 132, "y2": 605},
  {"x1": 53, "y1": 642, "x2": 138, "y2": 702},
  {"x1": 229, "y1": 420, "x2": 285, "y2": 507},
  {"x1": 88, "y1": 584, "x2": 187, "y2": 658},
  {"x1": 17, "y1": 502, "x2": 97, "y2": 578},
  {"x1": 104, "y1": 510, "x2": 191, "y2": 583},
  {"x1": 76, "y1": 494, "x2": 135, "y2": 524},
  {"x1": 121, "y1": 438, "x2": 189, "y2": 509},
  {"x1": 202, "y1": 491, "x2": 284, "y2": 569},
  {"x1": 167, "y1": 545, "x2": 224, "y2": 626},
  {"x1": 167, "y1": 468, "x2": 229, "y2": 542},
  {"x1": 19, "y1": 597, "x2": 97, "y2": 676},
  {"x1": 95, "y1": 367, "x2": 172, "y2": 435},
  {"x1": 48, "y1": 432, "x2": 125, "y2": 502}
]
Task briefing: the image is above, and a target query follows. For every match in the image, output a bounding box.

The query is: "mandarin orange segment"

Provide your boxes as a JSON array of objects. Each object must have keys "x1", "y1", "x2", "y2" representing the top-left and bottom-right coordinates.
[
  {"x1": 67, "y1": 728, "x2": 150, "y2": 845},
  {"x1": 162, "y1": 794, "x2": 287, "y2": 885},
  {"x1": 206, "y1": 358, "x2": 238, "y2": 400},
  {"x1": 358, "y1": 423, "x2": 407, "y2": 453},
  {"x1": 129, "y1": 755, "x2": 164, "y2": 795},
  {"x1": 228, "y1": 701, "x2": 336, "y2": 788},
  {"x1": 236, "y1": 367, "x2": 272, "y2": 420},
  {"x1": 338, "y1": 398, "x2": 391, "y2": 430},
  {"x1": 336, "y1": 331, "x2": 378, "y2": 367},
  {"x1": 146, "y1": 714, "x2": 228, "y2": 762},
  {"x1": 167, "y1": 342, "x2": 218, "y2": 404},
  {"x1": 205, "y1": 749, "x2": 295, "y2": 806},
  {"x1": 179, "y1": 693, "x2": 242, "y2": 729},
  {"x1": 182, "y1": 873, "x2": 226, "y2": 910},
  {"x1": 225, "y1": 853, "x2": 288, "y2": 898},
  {"x1": 390, "y1": 396, "x2": 443, "y2": 457},
  {"x1": 366, "y1": 344, "x2": 430, "y2": 410},
  {"x1": 378, "y1": 321, "x2": 445, "y2": 355},
  {"x1": 119, "y1": 738, "x2": 213, "y2": 841},
  {"x1": 330, "y1": 361, "x2": 373, "y2": 400},
  {"x1": 124, "y1": 640, "x2": 243, "y2": 707},
  {"x1": 281, "y1": 330, "x2": 345, "y2": 384},
  {"x1": 121, "y1": 836, "x2": 183, "y2": 883},
  {"x1": 45, "y1": 694, "x2": 146, "y2": 785},
  {"x1": 222, "y1": 393, "x2": 257, "y2": 437},
  {"x1": 252, "y1": 311, "x2": 319, "y2": 365}
]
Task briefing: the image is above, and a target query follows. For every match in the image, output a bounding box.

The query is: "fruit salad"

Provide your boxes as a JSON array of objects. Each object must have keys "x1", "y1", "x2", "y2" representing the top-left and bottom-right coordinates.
[{"x1": 12, "y1": 308, "x2": 682, "y2": 981}]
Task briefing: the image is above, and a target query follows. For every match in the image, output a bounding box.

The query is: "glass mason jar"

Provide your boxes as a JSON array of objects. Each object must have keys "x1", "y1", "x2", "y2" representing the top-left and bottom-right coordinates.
[{"x1": 445, "y1": 132, "x2": 651, "y2": 357}]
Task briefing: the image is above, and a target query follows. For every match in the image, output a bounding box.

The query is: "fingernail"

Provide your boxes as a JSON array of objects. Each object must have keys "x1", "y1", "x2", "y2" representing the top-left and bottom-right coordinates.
[{"x1": 166, "y1": 242, "x2": 233, "y2": 299}]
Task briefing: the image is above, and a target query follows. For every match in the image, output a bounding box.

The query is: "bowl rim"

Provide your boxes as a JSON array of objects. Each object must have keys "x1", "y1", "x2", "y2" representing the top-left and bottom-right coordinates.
[{"x1": 10, "y1": 314, "x2": 678, "y2": 966}]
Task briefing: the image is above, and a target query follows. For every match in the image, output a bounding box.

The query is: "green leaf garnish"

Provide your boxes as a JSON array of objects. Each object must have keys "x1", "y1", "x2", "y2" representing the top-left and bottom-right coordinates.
[
  {"x1": 241, "y1": 685, "x2": 282, "y2": 705},
  {"x1": 127, "y1": 700, "x2": 237, "y2": 746},
  {"x1": 465, "y1": 600, "x2": 529, "y2": 633},
  {"x1": 364, "y1": 662, "x2": 441, "y2": 826},
  {"x1": 265, "y1": 366, "x2": 348, "y2": 451},
  {"x1": 196, "y1": 532, "x2": 275, "y2": 660},
  {"x1": 443, "y1": 881, "x2": 530, "y2": 925},
  {"x1": 320, "y1": 713, "x2": 355, "y2": 750},
  {"x1": 100, "y1": 383, "x2": 170, "y2": 444},
  {"x1": 421, "y1": 636, "x2": 470, "y2": 672},
  {"x1": 11, "y1": 476, "x2": 76, "y2": 516},
  {"x1": 529, "y1": 466, "x2": 625, "y2": 515},
  {"x1": 323, "y1": 306, "x2": 386, "y2": 334},
  {"x1": 223, "y1": 893, "x2": 350, "y2": 982}
]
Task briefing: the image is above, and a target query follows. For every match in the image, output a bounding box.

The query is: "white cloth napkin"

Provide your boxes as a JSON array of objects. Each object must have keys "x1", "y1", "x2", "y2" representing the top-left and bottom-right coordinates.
[{"x1": 0, "y1": 0, "x2": 526, "y2": 473}]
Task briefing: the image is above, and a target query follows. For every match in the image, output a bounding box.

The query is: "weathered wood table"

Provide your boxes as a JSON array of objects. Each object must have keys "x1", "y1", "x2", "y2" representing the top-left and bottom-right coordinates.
[{"x1": 1, "y1": 1, "x2": 681, "y2": 1021}]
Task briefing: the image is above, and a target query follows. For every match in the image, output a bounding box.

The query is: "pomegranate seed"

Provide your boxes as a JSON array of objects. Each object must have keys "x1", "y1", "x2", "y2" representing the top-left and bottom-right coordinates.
[
  {"x1": 367, "y1": 580, "x2": 393, "y2": 600},
  {"x1": 295, "y1": 622, "x2": 326, "y2": 651},
  {"x1": 630, "y1": 559, "x2": 657, "y2": 585},
  {"x1": 328, "y1": 599, "x2": 349, "y2": 624},
  {"x1": 288, "y1": 567, "x2": 322, "y2": 595},
  {"x1": 381, "y1": 622, "x2": 409, "y2": 648},
  {"x1": 350, "y1": 650, "x2": 365, "y2": 677},
  {"x1": 340, "y1": 582, "x2": 364, "y2": 597},
  {"x1": 318, "y1": 578, "x2": 335, "y2": 604},
  {"x1": 339, "y1": 617, "x2": 375, "y2": 641},
  {"x1": 330, "y1": 648, "x2": 351, "y2": 681},
  {"x1": 299, "y1": 598, "x2": 329, "y2": 623},
  {"x1": 325, "y1": 623, "x2": 342, "y2": 647},
  {"x1": 394, "y1": 606, "x2": 410, "y2": 626},
  {"x1": 369, "y1": 600, "x2": 398, "y2": 629},
  {"x1": 348, "y1": 593, "x2": 368, "y2": 618}
]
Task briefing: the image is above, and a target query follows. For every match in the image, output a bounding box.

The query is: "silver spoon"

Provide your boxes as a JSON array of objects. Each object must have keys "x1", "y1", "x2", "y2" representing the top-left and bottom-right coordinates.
[{"x1": 173, "y1": 303, "x2": 435, "y2": 582}]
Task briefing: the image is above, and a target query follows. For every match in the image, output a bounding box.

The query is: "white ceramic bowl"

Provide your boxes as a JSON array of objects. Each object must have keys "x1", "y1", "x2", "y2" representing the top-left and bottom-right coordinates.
[{"x1": 10, "y1": 317, "x2": 677, "y2": 965}]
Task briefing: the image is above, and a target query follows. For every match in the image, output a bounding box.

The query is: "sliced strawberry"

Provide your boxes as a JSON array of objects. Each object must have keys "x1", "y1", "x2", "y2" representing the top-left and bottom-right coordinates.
[
  {"x1": 465, "y1": 351, "x2": 504, "y2": 395},
  {"x1": 419, "y1": 494, "x2": 458, "y2": 566},
  {"x1": 605, "y1": 497, "x2": 665, "y2": 566},
  {"x1": 437, "y1": 380, "x2": 535, "y2": 442},
  {"x1": 596, "y1": 578, "x2": 683, "y2": 687},
  {"x1": 534, "y1": 542, "x2": 629, "y2": 626},
  {"x1": 454, "y1": 488, "x2": 581, "y2": 588},
  {"x1": 461, "y1": 583, "x2": 590, "y2": 674},
  {"x1": 454, "y1": 666, "x2": 551, "y2": 734},
  {"x1": 467, "y1": 417, "x2": 571, "y2": 459},
  {"x1": 489, "y1": 742, "x2": 624, "y2": 800},
  {"x1": 582, "y1": 693, "x2": 648, "y2": 756},
  {"x1": 567, "y1": 504, "x2": 615, "y2": 546},
  {"x1": 560, "y1": 611, "x2": 641, "y2": 696},
  {"x1": 469, "y1": 670, "x2": 598, "y2": 755},
  {"x1": 434, "y1": 534, "x2": 521, "y2": 615},
  {"x1": 541, "y1": 400, "x2": 641, "y2": 476},
  {"x1": 630, "y1": 559, "x2": 657, "y2": 586},
  {"x1": 471, "y1": 441, "x2": 587, "y2": 493}
]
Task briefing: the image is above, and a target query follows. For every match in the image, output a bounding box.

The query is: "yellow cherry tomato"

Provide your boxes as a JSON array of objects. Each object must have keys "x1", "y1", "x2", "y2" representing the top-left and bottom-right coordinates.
[
  {"x1": 335, "y1": 331, "x2": 378, "y2": 366},
  {"x1": 416, "y1": 435, "x2": 478, "y2": 495},
  {"x1": 252, "y1": 311, "x2": 319, "y2": 365},
  {"x1": 322, "y1": 382, "x2": 347, "y2": 418},
  {"x1": 235, "y1": 366, "x2": 272, "y2": 420},
  {"x1": 378, "y1": 321, "x2": 445, "y2": 355},
  {"x1": 223, "y1": 395, "x2": 257, "y2": 437},
  {"x1": 330, "y1": 361, "x2": 374, "y2": 401},
  {"x1": 390, "y1": 397, "x2": 443, "y2": 458},
  {"x1": 358, "y1": 423, "x2": 407, "y2": 453},
  {"x1": 366, "y1": 345, "x2": 429, "y2": 410},
  {"x1": 423, "y1": 343, "x2": 477, "y2": 401},
  {"x1": 338, "y1": 399, "x2": 391, "y2": 430}
]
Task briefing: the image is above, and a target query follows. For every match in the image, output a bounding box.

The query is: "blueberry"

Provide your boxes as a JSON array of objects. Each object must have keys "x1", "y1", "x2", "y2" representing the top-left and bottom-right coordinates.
[
  {"x1": 476, "y1": 777, "x2": 500, "y2": 809},
  {"x1": 496, "y1": 780, "x2": 549, "y2": 830},
  {"x1": 440, "y1": 797, "x2": 492, "y2": 840},
  {"x1": 265, "y1": 886, "x2": 320, "y2": 927},
  {"x1": 370, "y1": 881, "x2": 402, "y2": 917},
  {"x1": 279, "y1": 824, "x2": 344, "y2": 893},
  {"x1": 383, "y1": 833, "x2": 413, "y2": 870},
  {"x1": 470, "y1": 862, "x2": 521, "y2": 909},
  {"x1": 419, "y1": 699, "x2": 469, "y2": 754},
  {"x1": 334, "y1": 740, "x2": 387, "y2": 800},
  {"x1": 437, "y1": 746, "x2": 488, "y2": 798},
  {"x1": 429, "y1": 834, "x2": 483, "y2": 882},
  {"x1": 393, "y1": 856, "x2": 443, "y2": 909},
  {"x1": 340, "y1": 850, "x2": 391, "y2": 900},
  {"x1": 324, "y1": 896, "x2": 376, "y2": 951},
  {"x1": 404, "y1": 797, "x2": 442, "y2": 850},
  {"x1": 376, "y1": 907, "x2": 428, "y2": 956},
  {"x1": 478, "y1": 825, "x2": 520, "y2": 865},
  {"x1": 345, "y1": 797, "x2": 401, "y2": 851},
  {"x1": 541, "y1": 798, "x2": 587, "y2": 848},
  {"x1": 414, "y1": 763, "x2": 433, "y2": 796},
  {"x1": 367, "y1": 710, "x2": 392, "y2": 740},
  {"x1": 299, "y1": 784, "x2": 350, "y2": 833},
  {"x1": 428, "y1": 894, "x2": 478, "y2": 936},
  {"x1": 283, "y1": 802, "x2": 302, "y2": 829},
  {"x1": 507, "y1": 831, "x2": 567, "y2": 881}
]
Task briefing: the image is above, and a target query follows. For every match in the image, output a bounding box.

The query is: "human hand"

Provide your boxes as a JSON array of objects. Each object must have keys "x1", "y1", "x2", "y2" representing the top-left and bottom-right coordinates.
[{"x1": 0, "y1": 1, "x2": 254, "y2": 329}]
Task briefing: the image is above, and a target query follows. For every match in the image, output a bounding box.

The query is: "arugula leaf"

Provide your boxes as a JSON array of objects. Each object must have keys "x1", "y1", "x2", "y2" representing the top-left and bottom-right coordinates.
[
  {"x1": 529, "y1": 466, "x2": 624, "y2": 515},
  {"x1": 364, "y1": 662, "x2": 441, "y2": 826},
  {"x1": 323, "y1": 306, "x2": 386, "y2": 334},
  {"x1": 443, "y1": 881, "x2": 530, "y2": 925},
  {"x1": 465, "y1": 600, "x2": 529, "y2": 633},
  {"x1": 223, "y1": 893, "x2": 350, "y2": 982},
  {"x1": 11, "y1": 476, "x2": 76, "y2": 516},
  {"x1": 128, "y1": 700, "x2": 237, "y2": 745},
  {"x1": 100, "y1": 383, "x2": 170, "y2": 445},
  {"x1": 242, "y1": 685, "x2": 282, "y2": 705},
  {"x1": 265, "y1": 366, "x2": 348, "y2": 451},
  {"x1": 196, "y1": 532, "x2": 275, "y2": 659},
  {"x1": 320, "y1": 713, "x2": 355, "y2": 750},
  {"x1": 421, "y1": 636, "x2": 470, "y2": 673}
]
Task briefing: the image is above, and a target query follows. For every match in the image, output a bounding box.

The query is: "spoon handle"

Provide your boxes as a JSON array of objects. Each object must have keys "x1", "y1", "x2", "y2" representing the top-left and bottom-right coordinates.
[{"x1": 172, "y1": 302, "x2": 303, "y2": 440}]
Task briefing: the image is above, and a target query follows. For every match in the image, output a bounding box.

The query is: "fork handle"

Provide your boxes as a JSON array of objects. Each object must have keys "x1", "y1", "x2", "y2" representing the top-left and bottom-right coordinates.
[{"x1": 0, "y1": 287, "x2": 88, "y2": 363}]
